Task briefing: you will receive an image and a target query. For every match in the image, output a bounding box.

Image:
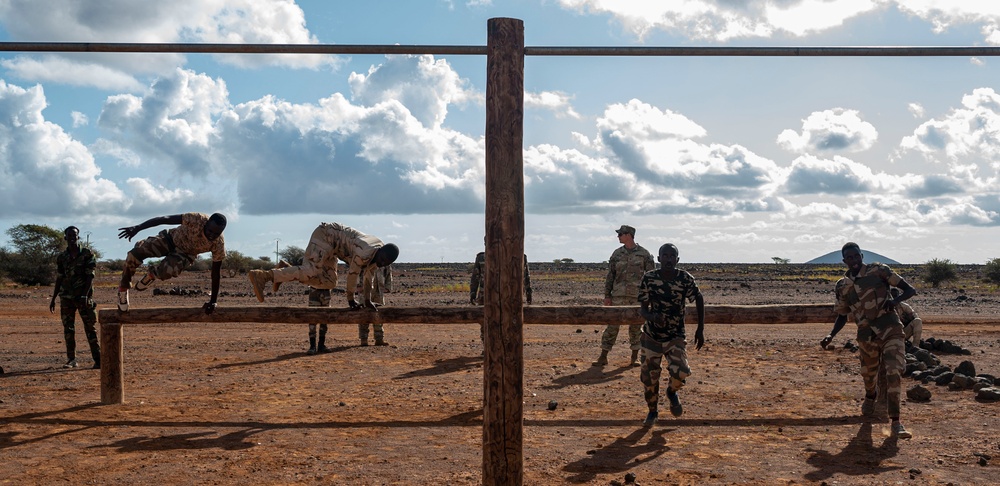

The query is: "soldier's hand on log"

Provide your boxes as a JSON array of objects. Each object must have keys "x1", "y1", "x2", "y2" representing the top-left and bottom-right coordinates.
[
  {"x1": 820, "y1": 335, "x2": 833, "y2": 349},
  {"x1": 348, "y1": 299, "x2": 362, "y2": 311},
  {"x1": 202, "y1": 301, "x2": 217, "y2": 314},
  {"x1": 363, "y1": 300, "x2": 378, "y2": 311}
]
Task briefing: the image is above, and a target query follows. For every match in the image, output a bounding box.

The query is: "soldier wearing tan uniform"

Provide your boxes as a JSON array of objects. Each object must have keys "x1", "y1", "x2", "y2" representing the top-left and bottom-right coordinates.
[
  {"x1": 248, "y1": 222, "x2": 398, "y2": 309},
  {"x1": 593, "y1": 225, "x2": 655, "y2": 367},
  {"x1": 359, "y1": 265, "x2": 393, "y2": 346},
  {"x1": 116, "y1": 212, "x2": 227, "y2": 313},
  {"x1": 821, "y1": 242, "x2": 917, "y2": 439}
]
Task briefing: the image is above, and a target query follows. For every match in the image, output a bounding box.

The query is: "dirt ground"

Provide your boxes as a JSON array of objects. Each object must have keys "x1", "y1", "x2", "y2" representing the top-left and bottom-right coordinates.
[{"x1": 1, "y1": 262, "x2": 999, "y2": 485}]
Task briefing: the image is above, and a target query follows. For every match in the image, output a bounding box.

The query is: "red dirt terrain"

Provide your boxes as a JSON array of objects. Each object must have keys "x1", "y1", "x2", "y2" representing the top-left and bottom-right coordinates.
[{"x1": 1, "y1": 262, "x2": 998, "y2": 485}]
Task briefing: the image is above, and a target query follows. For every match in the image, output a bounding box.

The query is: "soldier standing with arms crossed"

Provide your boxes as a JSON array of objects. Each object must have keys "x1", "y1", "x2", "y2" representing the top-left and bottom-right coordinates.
[{"x1": 593, "y1": 225, "x2": 654, "y2": 367}]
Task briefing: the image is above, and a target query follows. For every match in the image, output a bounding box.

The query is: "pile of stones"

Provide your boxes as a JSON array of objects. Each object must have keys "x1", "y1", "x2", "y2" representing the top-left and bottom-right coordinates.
[{"x1": 902, "y1": 339, "x2": 1000, "y2": 402}]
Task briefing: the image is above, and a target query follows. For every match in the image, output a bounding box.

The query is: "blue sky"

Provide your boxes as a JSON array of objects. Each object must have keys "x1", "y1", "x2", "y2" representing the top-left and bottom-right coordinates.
[{"x1": 1, "y1": 0, "x2": 999, "y2": 264}]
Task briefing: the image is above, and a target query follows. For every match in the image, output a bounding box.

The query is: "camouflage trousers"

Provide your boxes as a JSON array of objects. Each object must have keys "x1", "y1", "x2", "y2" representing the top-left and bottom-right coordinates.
[
  {"x1": 857, "y1": 323, "x2": 906, "y2": 418},
  {"x1": 639, "y1": 334, "x2": 690, "y2": 410},
  {"x1": 359, "y1": 323, "x2": 384, "y2": 341},
  {"x1": 60, "y1": 297, "x2": 100, "y2": 361},
  {"x1": 599, "y1": 324, "x2": 641, "y2": 351},
  {"x1": 308, "y1": 288, "x2": 330, "y2": 342},
  {"x1": 273, "y1": 226, "x2": 340, "y2": 290},
  {"x1": 119, "y1": 230, "x2": 196, "y2": 289}
]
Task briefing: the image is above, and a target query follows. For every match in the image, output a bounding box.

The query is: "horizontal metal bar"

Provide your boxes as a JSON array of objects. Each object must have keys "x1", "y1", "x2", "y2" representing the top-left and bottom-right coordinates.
[
  {"x1": 525, "y1": 46, "x2": 1000, "y2": 56},
  {"x1": 1, "y1": 42, "x2": 998, "y2": 57},
  {"x1": 0, "y1": 42, "x2": 487, "y2": 55}
]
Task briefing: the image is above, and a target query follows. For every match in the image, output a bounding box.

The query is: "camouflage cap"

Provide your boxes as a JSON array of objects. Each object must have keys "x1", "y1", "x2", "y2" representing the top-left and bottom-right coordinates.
[{"x1": 615, "y1": 224, "x2": 636, "y2": 237}]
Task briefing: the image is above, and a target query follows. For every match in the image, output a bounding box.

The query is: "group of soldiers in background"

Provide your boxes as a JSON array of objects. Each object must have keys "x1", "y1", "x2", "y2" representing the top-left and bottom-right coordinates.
[{"x1": 52, "y1": 214, "x2": 918, "y2": 437}]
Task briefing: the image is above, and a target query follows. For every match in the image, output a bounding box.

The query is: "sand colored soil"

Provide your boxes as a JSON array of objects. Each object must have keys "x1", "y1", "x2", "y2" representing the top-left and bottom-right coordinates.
[{"x1": 1, "y1": 263, "x2": 998, "y2": 485}]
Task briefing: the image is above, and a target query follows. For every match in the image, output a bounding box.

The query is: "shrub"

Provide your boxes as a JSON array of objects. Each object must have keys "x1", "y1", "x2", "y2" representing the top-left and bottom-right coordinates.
[
  {"x1": 0, "y1": 224, "x2": 64, "y2": 286},
  {"x1": 922, "y1": 258, "x2": 957, "y2": 288},
  {"x1": 984, "y1": 258, "x2": 1000, "y2": 285}
]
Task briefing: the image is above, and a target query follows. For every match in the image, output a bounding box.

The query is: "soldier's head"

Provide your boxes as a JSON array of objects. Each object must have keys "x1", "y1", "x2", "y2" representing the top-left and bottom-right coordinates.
[
  {"x1": 615, "y1": 224, "x2": 636, "y2": 245},
  {"x1": 63, "y1": 226, "x2": 80, "y2": 245},
  {"x1": 374, "y1": 243, "x2": 399, "y2": 268},
  {"x1": 841, "y1": 242, "x2": 863, "y2": 272},
  {"x1": 658, "y1": 243, "x2": 679, "y2": 270},
  {"x1": 204, "y1": 213, "x2": 227, "y2": 241}
]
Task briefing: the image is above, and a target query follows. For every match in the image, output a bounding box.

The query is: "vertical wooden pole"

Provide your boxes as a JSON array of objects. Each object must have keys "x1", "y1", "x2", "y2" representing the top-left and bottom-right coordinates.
[
  {"x1": 100, "y1": 322, "x2": 124, "y2": 404},
  {"x1": 483, "y1": 17, "x2": 525, "y2": 486}
]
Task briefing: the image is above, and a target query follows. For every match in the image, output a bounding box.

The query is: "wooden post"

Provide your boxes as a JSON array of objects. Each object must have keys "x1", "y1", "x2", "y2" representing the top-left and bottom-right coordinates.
[
  {"x1": 484, "y1": 17, "x2": 525, "y2": 486},
  {"x1": 99, "y1": 322, "x2": 124, "y2": 404}
]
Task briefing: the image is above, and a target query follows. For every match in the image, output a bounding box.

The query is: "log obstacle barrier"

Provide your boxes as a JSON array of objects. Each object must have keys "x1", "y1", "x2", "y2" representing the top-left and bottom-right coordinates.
[{"x1": 96, "y1": 303, "x2": 835, "y2": 406}]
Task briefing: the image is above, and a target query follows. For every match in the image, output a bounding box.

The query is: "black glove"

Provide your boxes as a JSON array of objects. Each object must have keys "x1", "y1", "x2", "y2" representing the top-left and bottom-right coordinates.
[{"x1": 348, "y1": 300, "x2": 362, "y2": 311}]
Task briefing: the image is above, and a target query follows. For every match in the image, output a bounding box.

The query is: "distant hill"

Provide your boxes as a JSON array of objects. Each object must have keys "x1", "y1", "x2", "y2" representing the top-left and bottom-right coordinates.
[{"x1": 806, "y1": 249, "x2": 900, "y2": 265}]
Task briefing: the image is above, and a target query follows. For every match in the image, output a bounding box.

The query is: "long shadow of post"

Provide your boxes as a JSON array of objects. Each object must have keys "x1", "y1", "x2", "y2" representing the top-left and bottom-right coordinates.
[
  {"x1": 394, "y1": 355, "x2": 481, "y2": 380},
  {"x1": 543, "y1": 364, "x2": 633, "y2": 390},
  {"x1": 562, "y1": 427, "x2": 671, "y2": 483},
  {"x1": 804, "y1": 422, "x2": 900, "y2": 482}
]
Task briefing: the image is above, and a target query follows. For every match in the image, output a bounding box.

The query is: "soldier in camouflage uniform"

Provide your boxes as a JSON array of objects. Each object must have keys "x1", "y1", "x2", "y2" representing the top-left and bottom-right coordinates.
[
  {"x1": 359, "y1": 265, "x2": 393, "y2": 346},
  {"x1": 821, "y1": 242, "x2": 916, "y2": 439},
  {"x1": 593, "y1": 225, "x2": 654, "y2": 367},
  {"x1": 470, "y1": 242, "x2": 532, "y2": 343},
  {"x1": 469, "y1": 252, "x2": 532, "y2": 305},
  {"x1": 637, "y1": 243, "x2": 705, "y2": 426},
  {"x1": 306, "y1": 287, "x2": 332, "y2": 355},
  {"x1": 891, "y1": 287, "x2": 923, "y2": 344},
  {"x1": 248, "y1": 222, "x2": 398, "y2": 309},
  {"x1": 117, "y1": 213, "x2": 227, "y2": 314},
  {"x1": 49, "y1": 226, "x2": 100, "y2": 369}
]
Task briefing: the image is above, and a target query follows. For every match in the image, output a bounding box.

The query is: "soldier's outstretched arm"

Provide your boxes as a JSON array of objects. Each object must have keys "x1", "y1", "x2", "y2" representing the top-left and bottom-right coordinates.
[{"x1": 118, "y1": 214, "x2": 183, "y2": 241}]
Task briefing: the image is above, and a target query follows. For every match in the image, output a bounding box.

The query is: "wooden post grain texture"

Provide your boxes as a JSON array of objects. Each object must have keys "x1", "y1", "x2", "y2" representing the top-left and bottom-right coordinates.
[
  {"x1": 484, "y1": 16, "x2": 525, "y2": 486},
  {"x1": 99, "y1": 322, "x2": 124, "y2": 404}
]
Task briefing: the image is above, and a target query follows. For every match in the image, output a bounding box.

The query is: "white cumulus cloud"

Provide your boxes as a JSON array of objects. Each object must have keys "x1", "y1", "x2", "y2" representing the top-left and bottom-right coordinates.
[{"x1": 777, "y1": 108, "x2": 878, "y2": 154}]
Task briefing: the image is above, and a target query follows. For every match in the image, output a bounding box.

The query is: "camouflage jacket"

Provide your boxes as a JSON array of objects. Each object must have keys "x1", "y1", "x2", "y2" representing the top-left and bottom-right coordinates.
[
  {"x1": 897, "y1": 301, "x2": 918, "y2": 326},
  {"x1": 169, "y1": 212, "x2": 226, "y2": 261},
  {"x1": 638, "y1": 268, "x2": 701, "y2": 341},
  {"x1": 604, "y1": 244, "x2": 654, "y2": 301},
  {"x1": 469, "y1": 252, "x2": 532, "y2": 304},
  {"x1": 834, "y1": 262, "x2": 905, "y2": 330},
  {"x1": 55, "y1": 246, "x2": 96, "y2": 299},
  {"x1": 356, "y1": 265, "x2": 393, "y2": 306}
]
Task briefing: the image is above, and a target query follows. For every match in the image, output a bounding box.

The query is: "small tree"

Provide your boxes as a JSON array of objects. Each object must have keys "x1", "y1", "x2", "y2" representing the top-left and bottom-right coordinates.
[
  {"x1": 772, "y1": 257, "x2": 790, "y2": 264},
  {"x1": 984, "y1": 258, "x2": 1000, "y2": 285},
  {"x1": 0, "y1": 224, "x2": 64, "y2": 286},
  {"x1": 922, "y1": 258, "x2": 957, "y2": 288},
  {"x1": 278, "y1": 245, "x2": 305, "y2": 266}
]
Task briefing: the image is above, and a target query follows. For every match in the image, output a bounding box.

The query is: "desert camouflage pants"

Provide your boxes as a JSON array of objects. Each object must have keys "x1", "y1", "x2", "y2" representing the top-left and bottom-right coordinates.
[
  {"x1": 119, "y1": 230, "x2": 196, "y2": 289},
  {"x1": 857, "y1": 323, "x2": 905, "y2": 418},
  {"x1": 272, "y1": 226, "x2": 340, "y2": 290},
  {"x1": 60, "y1": 297, "x2": 100, "y2": 361},
  {"x1": 358, "y1": 323, "x2": 384, "y2": 341},
  {"x1": 308, "y1": 288, "x2": 330, "y2": 342},
  {"x1": 599, "y1": 323, "x2": 642, "y2": 351},
  {"x1": 639, "y1": 335, "x2": 690, "y2": 410}
]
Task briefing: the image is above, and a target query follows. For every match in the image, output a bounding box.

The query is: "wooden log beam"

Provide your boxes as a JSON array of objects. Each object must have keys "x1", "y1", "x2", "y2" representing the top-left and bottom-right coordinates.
[{"x1": 98, "y1": 304, "x2": 837, "y2": 325}]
